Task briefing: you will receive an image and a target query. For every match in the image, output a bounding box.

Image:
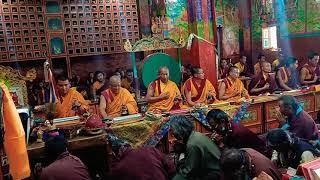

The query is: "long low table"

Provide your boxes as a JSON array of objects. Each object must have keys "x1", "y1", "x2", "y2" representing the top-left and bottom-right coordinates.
[
  {"x1": 28, "y1": 90, "x2": 320, "y2": 157},
  {"x1": 221, "y1": 90, "x2": 320, "y2": 134}
]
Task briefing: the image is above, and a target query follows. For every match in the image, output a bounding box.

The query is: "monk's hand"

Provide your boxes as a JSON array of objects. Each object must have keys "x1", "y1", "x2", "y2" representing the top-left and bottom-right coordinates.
[
  {"x1": 264, "y1": 83, "x2": 270, "y2": 89},
  {"x1": 159, "y1": 92, "x2": 170, "y2": 100},
  {"x1": 72, "y1": 100, "x2": 81, "y2": 110}
]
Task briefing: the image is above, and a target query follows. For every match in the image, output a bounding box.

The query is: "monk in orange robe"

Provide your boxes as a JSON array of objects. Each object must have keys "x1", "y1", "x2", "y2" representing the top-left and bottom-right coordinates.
[
  {"x1": 182, "y1": 67, "x2": 217, "y2": 106},
  {"x1": 0, "y1": 83, "x2": 30, "y2": 179},
  {"x1": 218, "y1": 66, "x2": 250, "y2": 102},
  {"x1": 146, "y1": 67, "x2": 182, "y2": 112},
  {"x1": 99, "y1": 76, "x2": 138, "y2": 118},
  {"x1": 253, "y1": 54, "x2": 266, "y2": 74},
  {"x1": 55, "y1": 76, "x2": 89, "y2": 118},
  {"x1": 121, "y1": 69, "x2": 135, "y2": 93},
  {"x1": 299, "y1": 52, "x2": 320, "y2": 85},
  {"x1": 92, "y1": 71, "x2": 106, "y2": 100}
]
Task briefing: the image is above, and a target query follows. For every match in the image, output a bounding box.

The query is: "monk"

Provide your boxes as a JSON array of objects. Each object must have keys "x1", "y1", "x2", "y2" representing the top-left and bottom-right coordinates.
[
  {"x1": 218, "y1": 66, "x2": 250, "y2": 102},
  {"x1": 55, "y1": 76, "x2": 89, "y2": 118},
  {"x1": 145, "y1": 67, "x2": 182, "y2": 112},
  {"x1": 92, "y1": 71, "x2": 106, "y2": 100},
  {"x1": 219, "y1": 58, "x2": 230, "y2": 79},
  {"x1": 300, "y1": 52, "x2": 320, "y2": 85},
  {"x1": 121, "y1": 69, "x2": 134, "y2": 93},
  {"x1": 276, "y1": 57, "x2": 300, "y2": 90},
  {"x1": 253, "y1": 54, "x2": 266, "y2": 74},
  {"x1": 234, "y1": 55, "x2": 251, "y2": 76},
  {"x1": 182, "y1": 67, "x2": 217, "y2": 106},
  {"x1": 249, "y1": 61, "x2": 278, "y2": 96},
  {"x1": 100, "y1": 76, "x2": 138, "y2": 119}
]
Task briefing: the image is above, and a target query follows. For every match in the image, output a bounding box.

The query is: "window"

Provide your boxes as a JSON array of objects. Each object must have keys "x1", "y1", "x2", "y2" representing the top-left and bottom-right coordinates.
[{"x1": 262, "y1": 26, "x2": 278, "y2": 50}]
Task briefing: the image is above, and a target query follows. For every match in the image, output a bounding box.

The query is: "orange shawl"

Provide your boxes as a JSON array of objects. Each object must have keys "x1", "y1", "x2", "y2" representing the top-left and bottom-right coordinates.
[
  {"x1": 55, "y1": 89, "x2": 89, "y2": 118},
  {"x1": 1, "y1": 83, "x2": 30, "y2": 179},
  {"x1": 93, "y1": 81, "x2": 104, "y2": 91},
  {"x1": 101, "y1": 88, "x2": 138, "y2": 118},
  {"x1": 148, "y1": 80, "x2": 182, "y2": 112},
  {"x1": 221, "y1": 77, "x2": 249, "y2": 102},
  {"x1": 182, "y1": 78, "x2": 217, "y2": 106}
]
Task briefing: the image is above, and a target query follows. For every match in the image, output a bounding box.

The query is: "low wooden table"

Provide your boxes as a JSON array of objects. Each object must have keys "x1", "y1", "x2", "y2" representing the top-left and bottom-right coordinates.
[{"x1": 27, "y1": 134, "x2": 107, "y2": 158}]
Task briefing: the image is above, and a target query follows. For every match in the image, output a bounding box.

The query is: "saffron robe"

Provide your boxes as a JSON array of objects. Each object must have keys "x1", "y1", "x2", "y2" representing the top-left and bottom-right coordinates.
[
  {"x1": 0, "y1": 83, "x2": 30, "y2": 179},
  {"x1": 121, "y1": 78, "x2": 134, "y2": 92},
  {"x1": 248, "y1": 73, "x2": 278, "y2": 96},
  {"x1": 182, "y1": 77, "x2": 217, "y2": 106},
  {"x1": 220, "y1": 77, "x2": 250, "y2": 102},
  {"x1": 254, "y1": 63, "x2": 262, "y2": 74},
  {"x1": 148, "y1": 79, "x2": 182, "y2": 112},
  {"x1": 101, "y1": 87, "x2": 138, "y2": 118},
  {"x1": 55, "y1": 89, "x2": 89, "y2": 118}
]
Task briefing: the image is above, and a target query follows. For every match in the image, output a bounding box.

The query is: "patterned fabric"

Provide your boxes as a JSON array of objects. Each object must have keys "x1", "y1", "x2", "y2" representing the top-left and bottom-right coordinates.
[{"x1": 145, "y1": 117, "x2": 170, "y2": 146}]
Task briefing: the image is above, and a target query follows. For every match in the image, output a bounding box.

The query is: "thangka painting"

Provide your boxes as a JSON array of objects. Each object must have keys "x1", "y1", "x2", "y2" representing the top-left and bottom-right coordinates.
[
  {"x1": 307, "y1": 0, "x2": 320, "y2": 32},
  {"x1": 149, "y1": 0, "x2": 188, "y2": 45},
  {"x1": 164, "y1": 0, "x2": 189, "y2": 45},
  {"x1": 275, "y1": 0, "x2": 305, "y2": 36},
  {"x1": 222, "y1": 0, "x2": 240, "y2": 56}
]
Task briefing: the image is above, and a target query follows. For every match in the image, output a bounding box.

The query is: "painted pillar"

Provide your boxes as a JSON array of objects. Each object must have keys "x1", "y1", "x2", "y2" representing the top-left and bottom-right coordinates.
[{"x1": 184, "y1": 0, "x2": 218, "y2": 86}]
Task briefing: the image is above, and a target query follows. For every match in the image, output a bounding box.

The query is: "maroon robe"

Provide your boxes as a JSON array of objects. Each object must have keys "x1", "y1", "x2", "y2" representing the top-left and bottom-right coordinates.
[
  {"x1": 242, "y1": 148, "x2": 282, "y2": 180},
  {"x1": 110, "y1": 146, "x2": 175, "y2": 180},
  {"x1": 248, "y1": 73, "x2": 278, "y2": 96},
  {"x1": 288, "y1": 110, "x2": 318, "y2": 140},
  {"x1": 224, "y1": 123, "x2": 270, "y2": 157},
  {"x1": 302, "y1": 64, "x2": 320, "y2": 81},
  {"x1": 40, "y1": 152, "x2": 90, "y2": 180}
]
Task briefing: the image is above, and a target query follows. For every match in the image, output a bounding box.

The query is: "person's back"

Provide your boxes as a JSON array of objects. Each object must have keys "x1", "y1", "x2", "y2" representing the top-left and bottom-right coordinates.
[
  {"x1": 110, "y1": 146, "x2": 175, "y2": 180},
  {"x1": 40, "y1": 136, "x2": 90, "y2": 180},
  {"x1": 242, "y1": 148, "x2": 282, "y2": 180},
  {"x1": 40, "y1": 152, "x2": 90, "y2": 180},
  {"x1": 174, "y1": 131, "x2": 221, "y2": 180},
  {"x1": 289, "y1": 110, "x2": 318, "y2": 140},
  {"x1": 227, "y1": 122, "x2": 270, "y2": 157}
]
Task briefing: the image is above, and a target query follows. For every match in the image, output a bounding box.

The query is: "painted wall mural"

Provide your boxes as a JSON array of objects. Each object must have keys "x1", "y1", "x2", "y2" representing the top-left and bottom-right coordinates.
[
  {"x1": 149, "y1": 0, "x2": 188, "y2": 45},
  {"x1": 275, "y1": 0, "x2": 305, "y2": 36},
  {"x1": 307, "y1": 0, "x2": 320, "y2": 32},
  {"x1": 165, "y1": 0, "x2": 189, "y2": 43},
  {"x1": 222, "y1": 0, "x2": 240, "y2": 56}
]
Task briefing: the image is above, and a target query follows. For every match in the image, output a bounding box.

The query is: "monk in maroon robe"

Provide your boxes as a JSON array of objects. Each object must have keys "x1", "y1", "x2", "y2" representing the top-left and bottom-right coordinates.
[{"x1": 249, "y1": 61, "x2": 278, "y2": 96}]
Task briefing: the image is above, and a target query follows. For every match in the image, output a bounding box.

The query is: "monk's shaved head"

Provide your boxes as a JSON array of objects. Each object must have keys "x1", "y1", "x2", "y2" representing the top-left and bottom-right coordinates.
[
  {"x1": 110, "y1": 75, "x2": 121, "y2": 83},
  {"x1": 158, "y1": 66, "x2": 169, "y2": 83},
  {"x1": 158, "y1": 66, "x2": 169, "y2": 74},
  {"x1": 261, "y1": 61, "x2": 271, "y2": 73},
  {"x1": 109, "y1": 75, "x2": 121, "y2": 94}
]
